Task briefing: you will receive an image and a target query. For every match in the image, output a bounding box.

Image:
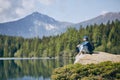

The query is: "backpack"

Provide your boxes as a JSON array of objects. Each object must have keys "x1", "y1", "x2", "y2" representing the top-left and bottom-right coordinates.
[{"x1": 87, "y1": 42, "x2": 94, "y2": 54}]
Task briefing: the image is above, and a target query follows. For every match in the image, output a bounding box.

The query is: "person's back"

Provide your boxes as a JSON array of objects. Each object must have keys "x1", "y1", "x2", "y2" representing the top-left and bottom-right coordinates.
[
  {"x1": 76, "y1": 36, "x2": 94, "y2": 55},
  {"x1": 83, "y1": 41, "x2": 94, "y2": 54}
]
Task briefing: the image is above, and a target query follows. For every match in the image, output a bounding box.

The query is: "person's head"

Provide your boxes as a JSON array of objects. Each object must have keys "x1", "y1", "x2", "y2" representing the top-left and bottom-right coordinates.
[{"x1": 83, "y1": 36, "x2": 88, "y2": 41}]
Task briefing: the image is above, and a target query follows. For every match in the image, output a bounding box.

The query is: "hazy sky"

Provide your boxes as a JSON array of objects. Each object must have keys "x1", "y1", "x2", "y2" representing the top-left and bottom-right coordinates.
[{"x1": 0, "y1": 0, "x2": 120, "y2": 23}]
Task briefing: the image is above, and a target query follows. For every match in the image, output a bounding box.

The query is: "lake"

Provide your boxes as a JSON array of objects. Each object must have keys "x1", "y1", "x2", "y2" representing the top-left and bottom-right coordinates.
[{"x1": 0, "y1": 57, "x2": 74, "y2": 80}]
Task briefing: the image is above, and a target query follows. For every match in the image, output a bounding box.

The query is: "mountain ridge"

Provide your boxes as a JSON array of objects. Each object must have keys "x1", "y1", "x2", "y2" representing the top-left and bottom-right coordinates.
[
  {"x1": 0, "y1": 12, "x2": 120, "y2": 38},
  {"x1": 0, "y1": 12, "x2": 72, "y2": 38},
  {"x1": 74, "y1": 12, "x2": 120, "y2": 28}
]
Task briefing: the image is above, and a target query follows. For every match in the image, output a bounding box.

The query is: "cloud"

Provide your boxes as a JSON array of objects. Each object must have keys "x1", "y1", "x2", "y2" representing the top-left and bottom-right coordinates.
[
  {"x1": 16, "y1": 0, "x2": 35, "y2": 16},
  {"x1": 38, "y1": 0, "x2": 55, "y2": 5},
  {"x1": 0, "y1": 0, "x2": 56, "y2": 23},
  {"x1": 0, "y1": 0, "x2": 11, "y2": 13},
  {"x1": 0, "y1": 0, "x2": 36, "y2": 23}
]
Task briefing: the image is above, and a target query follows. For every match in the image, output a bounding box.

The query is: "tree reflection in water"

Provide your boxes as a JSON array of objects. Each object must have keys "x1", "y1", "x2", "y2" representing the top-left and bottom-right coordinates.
[{"x1": 0, "y1": 58, "x2": 74, "y2": 80}]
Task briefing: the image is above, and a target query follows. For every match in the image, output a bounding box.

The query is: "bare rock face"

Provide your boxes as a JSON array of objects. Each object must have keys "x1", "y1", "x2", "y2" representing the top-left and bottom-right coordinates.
[{"x1": 74, "y1": 52, "x2": 120, "y2": 64}]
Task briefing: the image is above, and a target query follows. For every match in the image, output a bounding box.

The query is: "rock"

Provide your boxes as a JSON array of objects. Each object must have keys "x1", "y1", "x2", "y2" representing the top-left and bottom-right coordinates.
[{"x1": 74, "y1": 52, "x2": 120, "y2": 64}]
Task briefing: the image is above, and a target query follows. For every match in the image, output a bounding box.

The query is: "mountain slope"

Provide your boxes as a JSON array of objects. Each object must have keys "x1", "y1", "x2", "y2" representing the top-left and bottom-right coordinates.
[
  {"x1": 74, "y1": 52, "x2": 120, "y2": 64},
  {"x1": 0, "y1": 12, "x2": 120, "y2": 38},
  {"x1": 0, "y1": 12, "x2": 72, "y2": 38},
  {"x1": 75, "y1": 12, "x2": 120, "y2": 28}
]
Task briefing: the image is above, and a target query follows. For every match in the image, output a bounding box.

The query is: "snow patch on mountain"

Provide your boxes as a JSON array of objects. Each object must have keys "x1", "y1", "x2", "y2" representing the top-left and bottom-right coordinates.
[
  {"x1": 34, "y1": 20, "x2": 41, "y2": 26},
  {"x1": 45, "y1": 24, "x2": 56, "y2": 30}
]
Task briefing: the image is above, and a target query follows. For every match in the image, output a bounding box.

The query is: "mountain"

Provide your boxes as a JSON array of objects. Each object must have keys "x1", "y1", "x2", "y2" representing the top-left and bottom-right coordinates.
[
  {"x1": 0, "y1": 12, "x2": 120, "y2": 38},
  {"x1": 74, "y1": 12, "x2": 120, "y2": 28},
  {"x1": 0, "y1": 12, "x2": 72, "y2": 38}
]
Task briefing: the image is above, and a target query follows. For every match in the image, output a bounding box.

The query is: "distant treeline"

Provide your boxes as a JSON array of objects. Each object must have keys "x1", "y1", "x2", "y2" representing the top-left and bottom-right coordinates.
[{"x1": 0, "y1": 20, "x2": 120, "y2": 57}]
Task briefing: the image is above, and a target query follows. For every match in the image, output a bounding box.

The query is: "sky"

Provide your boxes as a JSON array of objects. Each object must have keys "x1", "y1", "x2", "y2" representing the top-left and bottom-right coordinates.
[{"x1": 0, "y1": 0, "x2": 120, "y2": 23}]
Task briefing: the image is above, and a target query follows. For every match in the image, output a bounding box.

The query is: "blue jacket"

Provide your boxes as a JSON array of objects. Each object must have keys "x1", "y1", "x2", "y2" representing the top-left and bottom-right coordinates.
[{"x1": 81, "y1": 41, "x2": 94, "y2": 53}]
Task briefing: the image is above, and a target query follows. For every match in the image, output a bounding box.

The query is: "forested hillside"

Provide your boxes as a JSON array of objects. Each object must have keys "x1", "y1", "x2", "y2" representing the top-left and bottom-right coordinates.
[{"x1": 0, "y1": 20, "x2": 120, "y2": 57}]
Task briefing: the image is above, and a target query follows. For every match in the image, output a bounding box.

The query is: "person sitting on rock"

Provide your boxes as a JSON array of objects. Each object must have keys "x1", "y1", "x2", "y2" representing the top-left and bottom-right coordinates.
[{"x1": 76, "y1": 36, "x2": 94, "y2": 55}]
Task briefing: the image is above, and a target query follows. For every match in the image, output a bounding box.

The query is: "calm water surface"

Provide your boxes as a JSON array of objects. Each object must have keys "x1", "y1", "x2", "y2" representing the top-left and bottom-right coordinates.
[{"x1": 0, "y1": 57, "x2": 74, "y2": 80}]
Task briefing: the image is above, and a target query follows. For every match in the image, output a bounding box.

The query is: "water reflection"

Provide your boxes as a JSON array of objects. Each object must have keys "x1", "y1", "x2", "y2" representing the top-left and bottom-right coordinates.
[{"x1": 0, "y1": 58, "x2": 74, "y2": 80}]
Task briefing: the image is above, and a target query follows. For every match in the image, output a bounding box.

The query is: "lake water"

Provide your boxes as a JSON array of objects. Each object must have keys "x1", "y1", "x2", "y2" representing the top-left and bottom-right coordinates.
[{"x1": 0, "y1": 57, "x2": 74, "y2": 80}]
